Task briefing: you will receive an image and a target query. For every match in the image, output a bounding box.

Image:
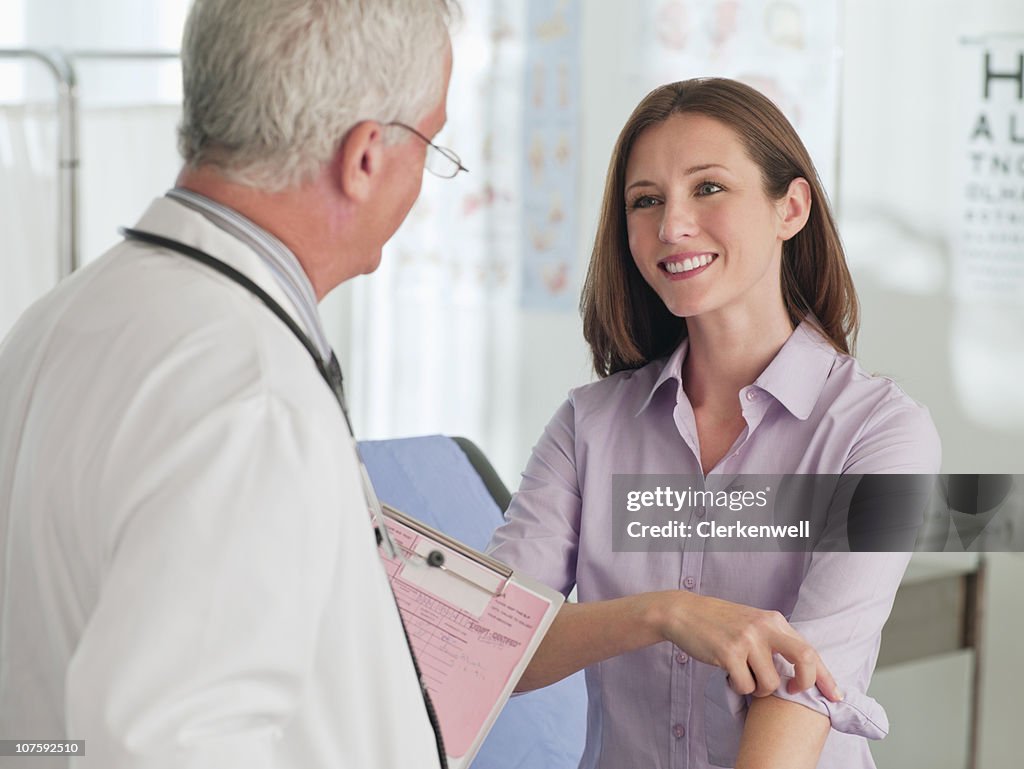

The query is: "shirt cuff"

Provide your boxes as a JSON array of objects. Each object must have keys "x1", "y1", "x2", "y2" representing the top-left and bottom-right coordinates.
[
  {"x1": 704, "y1": 662, "x2": 889, "y2": 768},
  {"x1": 768, "y1": 654, "x2": 889, "y2": 737}
]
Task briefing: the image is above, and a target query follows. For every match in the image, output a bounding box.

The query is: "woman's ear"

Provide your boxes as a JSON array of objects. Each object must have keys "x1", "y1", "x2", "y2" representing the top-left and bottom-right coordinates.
[
  {"x1": 331, "y1": 121, "x2": 384, "y2": 203},
  {"x1": 777, "y1": 177, "x2": 812, "y2": 241}
]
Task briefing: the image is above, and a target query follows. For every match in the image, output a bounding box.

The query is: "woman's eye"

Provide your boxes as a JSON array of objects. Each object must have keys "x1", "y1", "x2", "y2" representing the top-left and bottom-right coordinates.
[
  {"x1": 629, "y1": 195, "x2": 660, "y2": 210},
  {"x1": 696, "y1": 181, "x2": 724, "y2": 196}
]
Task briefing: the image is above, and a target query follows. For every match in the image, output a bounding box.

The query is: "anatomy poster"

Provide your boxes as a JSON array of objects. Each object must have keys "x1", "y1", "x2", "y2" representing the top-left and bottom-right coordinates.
[
  {"x1": 520, "y1": 0, "x2": 582, "y2": 310},
  {"x1": 625, "y1": 0, "x2": 841, "y2": 194}
]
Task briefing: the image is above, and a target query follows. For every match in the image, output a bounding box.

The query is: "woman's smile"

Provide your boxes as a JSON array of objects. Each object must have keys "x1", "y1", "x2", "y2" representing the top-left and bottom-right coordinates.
[{"x1": 658, "y1": 252, "x2": 719, "y2": 279}]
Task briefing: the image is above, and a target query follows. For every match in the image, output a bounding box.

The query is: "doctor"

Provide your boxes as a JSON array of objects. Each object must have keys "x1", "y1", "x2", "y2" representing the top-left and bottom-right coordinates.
[{"x1": 0, "y1": 1, "x2": 460, "y2": 767}]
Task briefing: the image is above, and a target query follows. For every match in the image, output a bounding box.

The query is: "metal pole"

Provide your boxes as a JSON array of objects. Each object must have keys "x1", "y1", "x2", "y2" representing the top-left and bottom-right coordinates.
[
  {"x1": 65, "y1": 51, "x2": 180, "y2": 276},
  {"x1": 0, "y1": 48, "x2": 179, "y2": 282},
  {"x1": 0, "y1": 48, "x2": 79, "y2": 279},
  {"x1": 70, "y1": 50, "x2": 178, "y2": 61}
]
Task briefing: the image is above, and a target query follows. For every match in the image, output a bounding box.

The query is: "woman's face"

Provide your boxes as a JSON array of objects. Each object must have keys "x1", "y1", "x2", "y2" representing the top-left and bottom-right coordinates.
[{"x1": 624, "y1": 112, "x2": 804, "y2": 324}]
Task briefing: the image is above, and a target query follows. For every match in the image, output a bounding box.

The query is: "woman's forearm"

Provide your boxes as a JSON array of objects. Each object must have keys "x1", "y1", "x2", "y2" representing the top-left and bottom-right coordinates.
[
  {"x1": 735, "y1": 695, "x2": 830, "y2": 769},
  {"x1": 514, "y1": 594, "x2": 664, "y2": 691},
  {"x1": 515, "y1": 591, "x2": 841, "y2": 702}
]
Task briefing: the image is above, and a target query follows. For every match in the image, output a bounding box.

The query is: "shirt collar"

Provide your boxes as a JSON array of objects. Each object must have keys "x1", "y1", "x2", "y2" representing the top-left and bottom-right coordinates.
[
  {"x1": 752, "y1": 319, "x2": 838, "y2": 420},
  {"x1": 635, "y1": 337, "x2": 690, "y2": 416},
  {"x1": 635, "y1": 318, "x2": 838, "y2": 420},
  {"x1": 166, "y1": 187, "x2": 332, "y2": 361}
]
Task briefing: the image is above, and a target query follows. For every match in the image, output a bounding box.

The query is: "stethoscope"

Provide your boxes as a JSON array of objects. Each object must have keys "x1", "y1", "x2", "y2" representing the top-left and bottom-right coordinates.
[{"x1": 120, "y1": 227, "x2": 449, "y2": 769}]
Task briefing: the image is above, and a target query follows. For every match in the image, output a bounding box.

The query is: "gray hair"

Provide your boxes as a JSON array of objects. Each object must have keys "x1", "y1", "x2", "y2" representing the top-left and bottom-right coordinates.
[{"x1": 178, "y1": 0, "x2": 457, "y2": 191}]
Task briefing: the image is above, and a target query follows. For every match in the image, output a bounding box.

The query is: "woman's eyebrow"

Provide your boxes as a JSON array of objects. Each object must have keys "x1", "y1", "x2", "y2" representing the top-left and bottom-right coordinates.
[
  {"x1": 683, "y1": 162, "x2": 728, "y2": 175},
  {"x1": 625, "y1": 179, "x2": 655, "y2": 193},
  {"x1": 626, "y1": 163, "x2": 731, "y2": 193}
]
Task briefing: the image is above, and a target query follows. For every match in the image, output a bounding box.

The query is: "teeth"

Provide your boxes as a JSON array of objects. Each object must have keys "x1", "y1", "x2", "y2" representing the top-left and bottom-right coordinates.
[{"x1": 664, "y1": 255, "x2": 715, "y2": 274}]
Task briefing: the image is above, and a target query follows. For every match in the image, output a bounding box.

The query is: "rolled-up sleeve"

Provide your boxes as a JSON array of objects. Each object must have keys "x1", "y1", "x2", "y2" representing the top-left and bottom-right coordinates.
[
  {"x1": 712, "y1": 396, "x2": 941, "y2": 748},
  {"x1": 764, "y1": 551, "x2": 910, "y2": 736}
]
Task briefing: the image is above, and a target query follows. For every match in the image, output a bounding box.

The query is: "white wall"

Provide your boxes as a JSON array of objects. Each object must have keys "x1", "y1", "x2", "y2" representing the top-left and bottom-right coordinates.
[
  {"x1": 839, "y1": 0, "x2": 1024, "y2": 475},
  {"x1": 833, "y1": 4, "x2": 1021, "y2": 766}
]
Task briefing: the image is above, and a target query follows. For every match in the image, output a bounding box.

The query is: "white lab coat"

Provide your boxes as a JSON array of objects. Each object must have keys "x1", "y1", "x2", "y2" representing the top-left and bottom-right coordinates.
[{"x1": 0, "y1": 198, "x2": 441, "y2": 769}]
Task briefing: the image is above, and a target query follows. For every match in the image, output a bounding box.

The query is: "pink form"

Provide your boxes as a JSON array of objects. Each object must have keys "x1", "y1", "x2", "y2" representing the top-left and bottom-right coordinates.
[{"x1": 382, "y1": 521, "x2": 551, "y2": 758}]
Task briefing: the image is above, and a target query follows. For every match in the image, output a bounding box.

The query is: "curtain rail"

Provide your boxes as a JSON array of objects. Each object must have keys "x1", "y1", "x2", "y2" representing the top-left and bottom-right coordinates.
[{"x1": 0, "y1": 48, "x2": 179, "y2": 280}]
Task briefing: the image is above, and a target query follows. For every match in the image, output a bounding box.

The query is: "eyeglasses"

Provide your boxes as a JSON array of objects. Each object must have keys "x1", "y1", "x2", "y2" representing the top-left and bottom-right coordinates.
[{"x1": 385, "y1": 121, "x2": 468, "y2": 179}]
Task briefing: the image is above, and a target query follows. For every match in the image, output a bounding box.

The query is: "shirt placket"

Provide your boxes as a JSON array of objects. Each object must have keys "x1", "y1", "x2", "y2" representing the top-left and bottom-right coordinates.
[
  {"x1": 673, "y1": 490, "x2": 706, "y2": 769},
  {"x1": 667, "y1": 383, "x2": 775, "y2": 769},
  {"x1": 719, "y1": 385, "x2": 772, "y2": 468},
  {"x1": 669, "y1": 390, "x2": 706, "y2": 769}
]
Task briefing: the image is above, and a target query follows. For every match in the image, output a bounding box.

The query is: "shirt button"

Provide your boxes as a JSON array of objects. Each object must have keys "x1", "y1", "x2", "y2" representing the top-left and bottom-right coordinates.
[
  {"x1": 676, "y1": 651, "x2": 689, "y2": 665},
  {"x1": 683, "y1": 576, "x2": 696, "y2": 590},
  {"x1": 746, "y1": 390, "x2": 757, "y2": 401},
  {"x1": 673, "y1": 723, "x2": 686, "y2": 739}
]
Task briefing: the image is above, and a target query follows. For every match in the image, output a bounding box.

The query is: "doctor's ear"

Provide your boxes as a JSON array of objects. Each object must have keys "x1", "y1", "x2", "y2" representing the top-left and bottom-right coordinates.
[
  {"x1": 332, "y1": 121, "x2": 385, "y2": 203},
  {"x1": 776, "y1": 177, "x2": 811, "y2": 241}
]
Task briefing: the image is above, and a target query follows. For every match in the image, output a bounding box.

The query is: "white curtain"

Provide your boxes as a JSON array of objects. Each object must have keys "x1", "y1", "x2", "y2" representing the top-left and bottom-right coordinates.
[
  {"x1": 77, "y1": 104, "x2": 182, "y2": 263},
  {"x1": 0, "y1": 100, "x2": 182, "y2": 340},
  {"x1": 0, "y1": 0, "x2": 184, "y2": 338},
  {"x1": 347, "y1": 1, "x2": 533, "y2": 481}
]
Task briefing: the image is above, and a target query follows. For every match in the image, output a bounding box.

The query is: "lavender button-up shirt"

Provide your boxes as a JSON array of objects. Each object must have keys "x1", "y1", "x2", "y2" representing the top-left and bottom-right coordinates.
[{"x1": 488, "y1": 320, "x2": 941, "y2": 769}]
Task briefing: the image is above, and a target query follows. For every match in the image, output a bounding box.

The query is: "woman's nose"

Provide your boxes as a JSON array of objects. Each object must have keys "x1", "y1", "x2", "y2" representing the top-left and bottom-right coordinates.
[{"x1": 658, "y1": 200, "x2": 699, "y2": 244}]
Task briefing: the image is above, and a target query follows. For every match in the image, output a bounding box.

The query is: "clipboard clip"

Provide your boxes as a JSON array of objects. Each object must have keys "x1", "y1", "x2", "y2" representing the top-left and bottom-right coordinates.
[
  {"x1": 381, "y1": 504, "x2": 514, "y2": 598},
  {"x1": 393, "y1": 540, "x2": 512, "y2": 598}
]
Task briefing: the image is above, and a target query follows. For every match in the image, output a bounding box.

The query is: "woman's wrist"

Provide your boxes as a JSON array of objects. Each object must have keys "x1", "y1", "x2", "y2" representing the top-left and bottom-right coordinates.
[{"x1": 641, "y1": 589, "x2": 697, "y2": 644}]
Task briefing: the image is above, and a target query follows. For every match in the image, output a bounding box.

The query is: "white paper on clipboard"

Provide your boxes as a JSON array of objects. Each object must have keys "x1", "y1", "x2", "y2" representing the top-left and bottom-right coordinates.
[{"x1": 379, "y1": 504, "x2": 564, "y2": 769}]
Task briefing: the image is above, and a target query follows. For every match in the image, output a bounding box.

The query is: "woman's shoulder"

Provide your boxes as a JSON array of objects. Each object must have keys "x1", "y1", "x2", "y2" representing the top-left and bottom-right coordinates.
[
  {"x1": 824, "y1": 352, "x2": 941, "y2": 472},
  {"x1": 567, "y1": 356, "x2": 671, "y2": 416},
  {"x1": 827, "y1": 350, "x2": 928, "y2": 414}
]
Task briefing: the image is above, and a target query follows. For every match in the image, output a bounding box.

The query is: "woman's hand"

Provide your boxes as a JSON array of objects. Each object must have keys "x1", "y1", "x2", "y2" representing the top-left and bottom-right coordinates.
[
  {"x1": 515, "y1": 590, "x2": 840, "y2": 702},
  {"x1": 648, "y1": 590, "x2": 843, "y2": 701}
]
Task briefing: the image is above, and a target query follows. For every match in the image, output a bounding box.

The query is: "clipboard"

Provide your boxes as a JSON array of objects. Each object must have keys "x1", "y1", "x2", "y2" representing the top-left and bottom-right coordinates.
[{"x1": 379, "y1": 504, "x2": 565, "y2": 769}]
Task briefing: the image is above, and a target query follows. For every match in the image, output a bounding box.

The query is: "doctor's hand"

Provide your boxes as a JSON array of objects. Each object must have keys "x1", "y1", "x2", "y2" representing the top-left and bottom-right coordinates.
[{"x1": 650, "y1": 590, "x2": 843, "y2": 702}]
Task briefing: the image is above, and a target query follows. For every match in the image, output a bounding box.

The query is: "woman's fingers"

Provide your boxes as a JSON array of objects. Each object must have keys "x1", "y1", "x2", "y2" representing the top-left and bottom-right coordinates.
[
  {"x1": 661, "y1": 592, "x2": 845, "y2": 702},
  {"x1": 774, "y1": 634, "x2": 820, "y2": 692},
  {"x1": 811, "y1": 663, "x2": 843, "y2": 702},
  {"x1": 721, "y1": 614, "x2": 784, "y2": 696},
  {"x1": 747, "y1": 651, "x2": 781, "y2": 697},
  {"x1": 774, "y1": 631, "x2": 844, "y2": 702},
  {"x1": 725, "y1": 662, "x2": 757, "y2": 696}
]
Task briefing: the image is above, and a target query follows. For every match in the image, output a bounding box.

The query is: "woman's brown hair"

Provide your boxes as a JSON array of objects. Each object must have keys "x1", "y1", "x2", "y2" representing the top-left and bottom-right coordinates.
[{"x1": 580, "y1": 77, "x2": 859, "y2": 377}]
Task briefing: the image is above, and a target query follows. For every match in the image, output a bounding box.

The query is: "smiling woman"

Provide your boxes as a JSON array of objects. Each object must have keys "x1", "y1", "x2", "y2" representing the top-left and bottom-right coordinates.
[
  {"x1": 487, "y1": 78, "x2": 941, "y2": 769},
  {"x1": 582, "y1": 78, "x2": 858, "y2": 379},
  {"x1": 624, "y1": 111, "x2": 808, "y2": 326}
]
